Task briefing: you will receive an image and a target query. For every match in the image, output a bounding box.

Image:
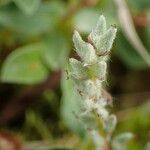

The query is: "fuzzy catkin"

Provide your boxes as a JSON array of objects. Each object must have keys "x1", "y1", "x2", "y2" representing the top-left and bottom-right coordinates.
[{"x1": 69, "y1": 15, "x2": 117, "y2": 150}]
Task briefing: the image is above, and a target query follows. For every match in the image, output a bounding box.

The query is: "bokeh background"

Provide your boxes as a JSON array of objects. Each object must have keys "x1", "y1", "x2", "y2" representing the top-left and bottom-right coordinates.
[{"x1": 0, "y1": 0, "x2": 150, "y2": 150}]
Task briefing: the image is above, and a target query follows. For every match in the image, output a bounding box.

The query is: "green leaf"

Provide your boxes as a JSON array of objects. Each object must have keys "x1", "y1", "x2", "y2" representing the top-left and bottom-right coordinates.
[
  {"x1": 44, "y1": 31, "x2": 70, "y2": 70},
  {"x1": 94, "y1": 26, "x2": 117, "y2": 54},
  {"x1": 69, "y1": 58, "x2": 87, "y2": 80},
  {"x1": 0, "y1": 1, "x2": 65, "y2": 35},
  {"x1": 13, "y1": 0, "x2": 41, "y2": 15},
  {"x1": 73, "y1": 30, "x2": 97, "y2": 65},
  {"x1": 1, "y1": 43, "x2": 48, "y2": 84},
  {"x1": 89, "y1": 15, "x2": 107, "y2": 39},
  {"x1": 80, "y1": 111, "x2": 97, "y2": 129},
  {"x1": 95, "y1": 61, "x2": 107, "y2": 80},
  {"x1": 60, "y1": 73, "x2": 86, "y2": 137}
]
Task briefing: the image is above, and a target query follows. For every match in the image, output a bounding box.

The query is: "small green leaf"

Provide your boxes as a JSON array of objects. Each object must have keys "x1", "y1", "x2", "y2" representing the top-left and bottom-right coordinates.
[
  {"x1": 13, "y1": 0, "x2": 41, "y2": 15},
  {"x1": 89, "y1": 15, "x2": 107, "y2": 44},
  {"x1": 105, "y1": 114, "x2": 117, "y2": 134},
  {"x1": 73, "y1": 30, "x2": 97, "y2": 65},
  {"x1": 80, "y1": 111, "x2": 97, "y2": 129},
  {"x1": 90, "y1": 130, "x2": 105, "y2": 150},
  {"x1": 1, "y1": 43, "x2": 48, "y2": 84},
  {"x1": 69, "y1": 58, "x2": 87, "y2": 80},
  {"x1": 112, "y1": 132, "x2": 134, "y2": 150},
  {"x1": 95, "y1": 61, "x2": 107, "y2": 80},
  {"x1": 81, "y1": 80, "x2": 101, "y2": 99},
  {"x1": 95, "y1": 26, "x2": 117, "y2": 55},
  {"x1": 71, "y1": 79, "x2": 101, "y2": 100}
]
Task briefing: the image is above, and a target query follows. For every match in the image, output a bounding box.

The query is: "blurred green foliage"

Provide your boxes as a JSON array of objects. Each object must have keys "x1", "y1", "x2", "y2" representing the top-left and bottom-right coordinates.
[
  {"x1": 0, "y1": 0, "x2": 150, "y2": 149},
  {"x1": 1, "y1": 43, "x2": 49, "y2": 84}
]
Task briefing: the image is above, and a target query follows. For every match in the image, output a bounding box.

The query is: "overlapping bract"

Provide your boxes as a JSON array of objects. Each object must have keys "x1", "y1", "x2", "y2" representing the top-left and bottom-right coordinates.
[
  {"x1": 73, "y1": 30, "x2": 97, "y2": 66},
  {"x1": 68, "y1": 15, "x2": 129, "y2": 150},
  {"x1": 89, "y1": 15, "x2": 117, "y2": 55},
  {"x1": 69, "y1": 15, "x2": 117, "y2": 102}
]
